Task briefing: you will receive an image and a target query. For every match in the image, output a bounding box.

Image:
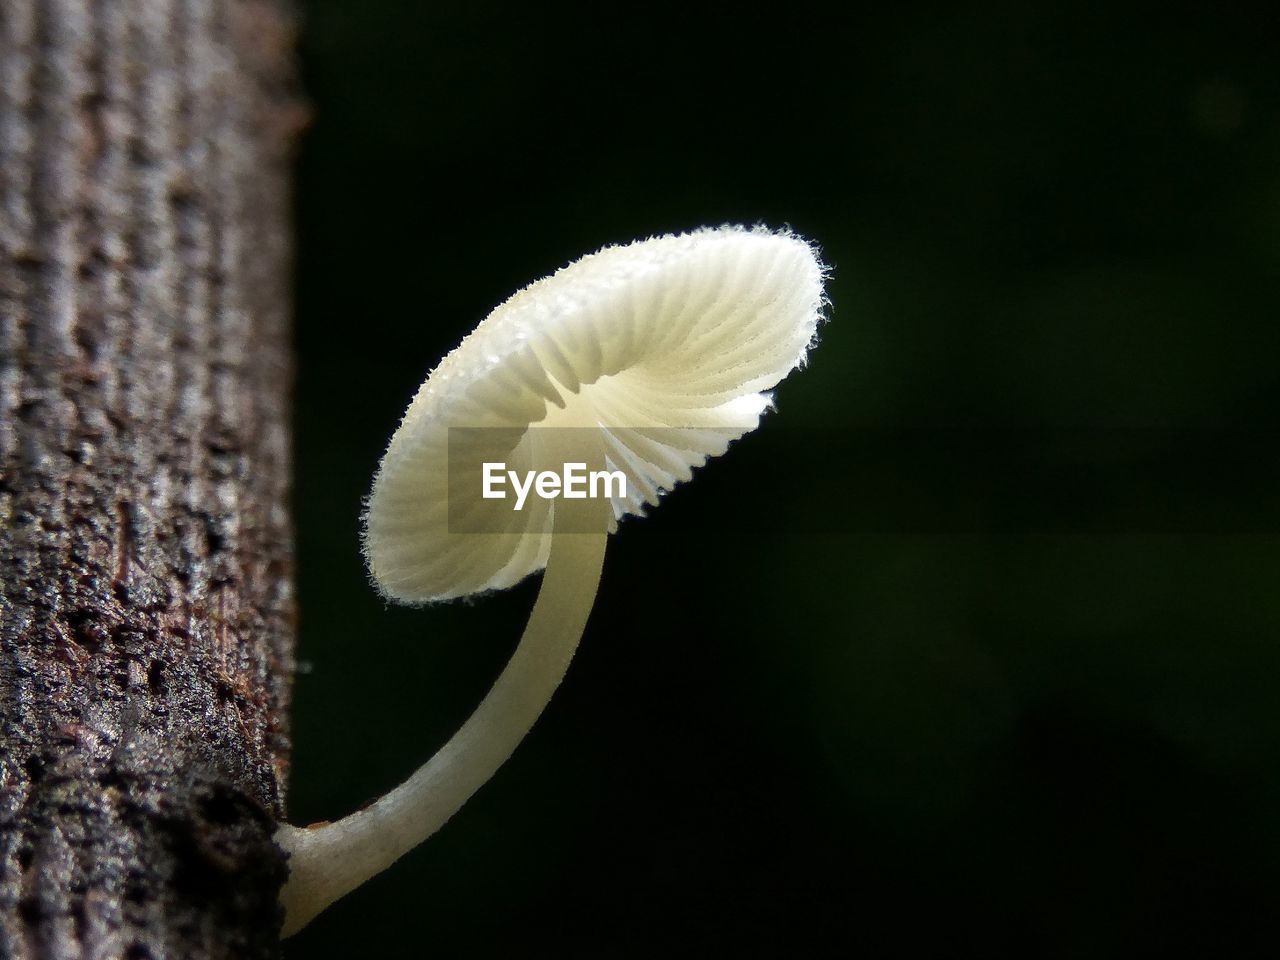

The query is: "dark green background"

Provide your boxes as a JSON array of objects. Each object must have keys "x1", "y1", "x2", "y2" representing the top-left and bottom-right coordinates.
[{"x1": 286, "y1": 4, "x2": 1280, "y2": 956}]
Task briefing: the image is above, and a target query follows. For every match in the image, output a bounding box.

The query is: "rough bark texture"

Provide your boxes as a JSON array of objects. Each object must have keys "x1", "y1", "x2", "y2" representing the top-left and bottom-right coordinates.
[{"x1": 0, "y1": 1, "x2": 303, "y2": 957}]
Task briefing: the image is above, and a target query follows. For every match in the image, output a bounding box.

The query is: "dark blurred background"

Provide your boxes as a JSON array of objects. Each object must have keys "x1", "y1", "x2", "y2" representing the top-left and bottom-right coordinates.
[{"x1": 285, "y1": 3, "x2": 1280, "y2": 957}]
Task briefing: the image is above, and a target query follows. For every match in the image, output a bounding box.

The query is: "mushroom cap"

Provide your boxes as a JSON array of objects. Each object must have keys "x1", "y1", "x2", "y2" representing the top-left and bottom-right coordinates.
[{"x1": 364, "y1": 225, "x2": 827, "y2": 603}]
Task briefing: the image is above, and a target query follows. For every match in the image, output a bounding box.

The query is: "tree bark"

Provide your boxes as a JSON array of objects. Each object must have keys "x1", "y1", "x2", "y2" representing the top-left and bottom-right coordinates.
[{"x1": 0, "y1": 1, "x2": 302, "y2": 957}]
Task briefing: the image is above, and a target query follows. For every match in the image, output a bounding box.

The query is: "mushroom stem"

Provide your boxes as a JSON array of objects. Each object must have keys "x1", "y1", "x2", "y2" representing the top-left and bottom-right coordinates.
[{"x1": 276, "y1": 523, "x2": 608, "y2": 936}]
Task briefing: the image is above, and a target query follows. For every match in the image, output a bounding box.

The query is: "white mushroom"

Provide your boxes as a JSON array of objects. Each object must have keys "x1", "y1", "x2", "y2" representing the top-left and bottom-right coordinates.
[{"x1": 277, "y1": 225, "x2": 827, "y2": 935}]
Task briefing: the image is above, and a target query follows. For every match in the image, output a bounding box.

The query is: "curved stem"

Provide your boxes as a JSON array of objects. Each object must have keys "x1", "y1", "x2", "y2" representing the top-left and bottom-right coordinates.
[{"x1": 276, "y1": 525, "x2": 607, "y2": 936}]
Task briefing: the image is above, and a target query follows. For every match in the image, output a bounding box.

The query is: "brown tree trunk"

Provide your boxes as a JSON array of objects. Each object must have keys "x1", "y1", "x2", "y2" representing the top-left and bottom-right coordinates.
[{"x1": 0, "y1": 1, "x2": 302, "y2": 956}]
